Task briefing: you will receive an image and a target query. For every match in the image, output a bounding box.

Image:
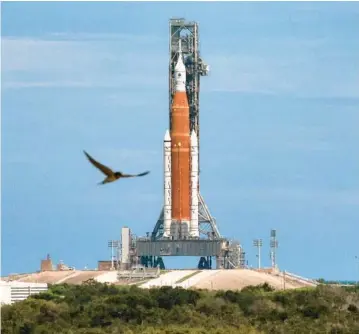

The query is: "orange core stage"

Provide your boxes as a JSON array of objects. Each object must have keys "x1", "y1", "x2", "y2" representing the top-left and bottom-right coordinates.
[{"x1": 171, "y1": 91, "x2": 191, "y2": 222}]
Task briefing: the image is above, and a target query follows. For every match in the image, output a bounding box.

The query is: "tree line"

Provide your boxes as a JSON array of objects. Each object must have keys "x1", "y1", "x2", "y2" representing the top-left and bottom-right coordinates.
[{"x1": 1, "y1": 279, "x2": 359, "y2": 333}]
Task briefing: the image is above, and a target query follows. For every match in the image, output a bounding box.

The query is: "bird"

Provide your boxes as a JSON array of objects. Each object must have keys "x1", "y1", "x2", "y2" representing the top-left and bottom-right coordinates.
[{"x1": 83, "y1": 150, "x2": 150, "y2": 185}]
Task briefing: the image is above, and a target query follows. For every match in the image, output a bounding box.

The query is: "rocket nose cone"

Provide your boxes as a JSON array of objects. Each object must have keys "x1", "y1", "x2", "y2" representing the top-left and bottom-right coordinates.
[{"x1": 164, "y1": 129, "x2": 171, "y2": 141}]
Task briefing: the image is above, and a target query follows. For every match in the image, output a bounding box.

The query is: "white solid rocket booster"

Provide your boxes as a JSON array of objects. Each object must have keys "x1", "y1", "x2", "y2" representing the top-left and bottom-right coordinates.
[
  {"x1": 163, "y1": 129, "x2": 172, "y2": 237},
  {"x1": 190, "y1": 130, "x2": 199, "y2": 237}
]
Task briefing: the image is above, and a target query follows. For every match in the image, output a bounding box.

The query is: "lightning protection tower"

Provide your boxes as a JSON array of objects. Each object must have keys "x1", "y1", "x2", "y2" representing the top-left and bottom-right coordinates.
[
  {"x1": 253, "y1": 239, "x2": 263, "y2": 269},
  {"x1": 152, "y1": 17, "x2": 220, "y2": 241},
  {"x1": 270, "y1": 229, "x2": 279, "y2": 270}
]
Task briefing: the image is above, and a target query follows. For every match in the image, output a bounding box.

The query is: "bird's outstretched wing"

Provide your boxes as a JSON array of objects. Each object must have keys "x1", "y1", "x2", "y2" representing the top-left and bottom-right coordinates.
[
  {"x1": 83, "y1": 150, "x2": 114, "y2": 177},
  {"x1": 119, "y1": 171, "x2": 150, "y2": 178}
]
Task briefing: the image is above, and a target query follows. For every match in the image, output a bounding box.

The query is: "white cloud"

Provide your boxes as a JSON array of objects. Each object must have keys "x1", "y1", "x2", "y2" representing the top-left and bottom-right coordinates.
[
  {"x1": 202, "y1": 37, "x2": 359, "y2": 98},
  {"x1": 2, "y1": 38, "x2": 107, "y2": 72},
  {"x1": 3, "y1": 81, "x2": 102, "y2": 89},
  {"x1": 1, "y1": 34, "x2": 166, "y2": 89},
  {"x1": 207, "y1": 124, "x2": 339, "y2": 153},
  {"x1": 46, "y1": 32, "x2": 165, "y2": 43},
  {"x1": 214, "y1": 187, "x2": 359, "y2": 206},
  {"x1": 2, "y1": 31, "x2": 358, "y2": 98},
  {"x1": 2, "y1": 76, "x2": 165, "y2": 90}
]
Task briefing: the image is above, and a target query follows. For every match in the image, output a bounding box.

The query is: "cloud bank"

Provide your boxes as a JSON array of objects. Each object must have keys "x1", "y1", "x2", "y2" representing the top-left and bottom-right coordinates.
[
  {"x1": 2, "y1": 34, "x2": 167, "y2": 90},
  {"x1": 3, "y1": 30, "x2": 358, "y2": 99}
]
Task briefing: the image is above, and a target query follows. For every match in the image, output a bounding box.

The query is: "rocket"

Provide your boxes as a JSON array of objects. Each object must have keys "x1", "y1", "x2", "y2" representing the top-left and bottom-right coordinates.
[{"x1": 162, "y1": 40, "x2": 200, "y2": 239}]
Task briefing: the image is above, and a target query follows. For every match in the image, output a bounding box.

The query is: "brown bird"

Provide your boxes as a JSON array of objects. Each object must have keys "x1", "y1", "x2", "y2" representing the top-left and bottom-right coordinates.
[{"x1": 83, "y1": 150, "x2": 150, "y2": 185}]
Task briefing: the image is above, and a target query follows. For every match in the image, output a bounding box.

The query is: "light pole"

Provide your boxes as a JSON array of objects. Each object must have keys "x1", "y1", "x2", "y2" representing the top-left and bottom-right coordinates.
[
  {"x1": 108, "y1": 240, "x2": 119, "y2": 270},
  {"x1": 253, "y1": 239, "x2": 263, "y2": 269},
  {"x1": 355, "y1": 256, "x2": 359, "y2": 285}
]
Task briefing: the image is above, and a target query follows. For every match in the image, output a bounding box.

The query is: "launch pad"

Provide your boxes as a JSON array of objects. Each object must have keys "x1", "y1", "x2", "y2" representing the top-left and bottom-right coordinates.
[
  {"x1": 136, "y1": 238, "x2": 230, "y2": 270},
  {"x1": 139, "y1": 18, "x2": 232, "y2": 269}
]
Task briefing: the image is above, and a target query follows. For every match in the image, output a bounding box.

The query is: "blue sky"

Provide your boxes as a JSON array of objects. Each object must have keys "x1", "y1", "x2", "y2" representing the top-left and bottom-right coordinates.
[{"x1": 1, "y1": 1, "x2": 359, "y2": 280}]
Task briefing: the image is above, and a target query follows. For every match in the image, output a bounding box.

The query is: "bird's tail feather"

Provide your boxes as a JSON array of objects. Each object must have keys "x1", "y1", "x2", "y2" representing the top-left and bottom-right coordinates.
[{"x1": 136, "y1": 171, "x2": 150, "y2": 177}]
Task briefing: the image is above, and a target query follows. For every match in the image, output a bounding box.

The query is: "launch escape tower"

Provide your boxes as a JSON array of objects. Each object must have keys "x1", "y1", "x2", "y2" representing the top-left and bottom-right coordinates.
[{"x1": 135, "y1": 18, "x2": 234, "y2": 270}]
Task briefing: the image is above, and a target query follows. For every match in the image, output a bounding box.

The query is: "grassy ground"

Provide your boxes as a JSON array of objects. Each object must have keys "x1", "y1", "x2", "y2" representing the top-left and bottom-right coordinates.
[{"x1": 176, "y1": 270, "x2": 201, "y2": 284}]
